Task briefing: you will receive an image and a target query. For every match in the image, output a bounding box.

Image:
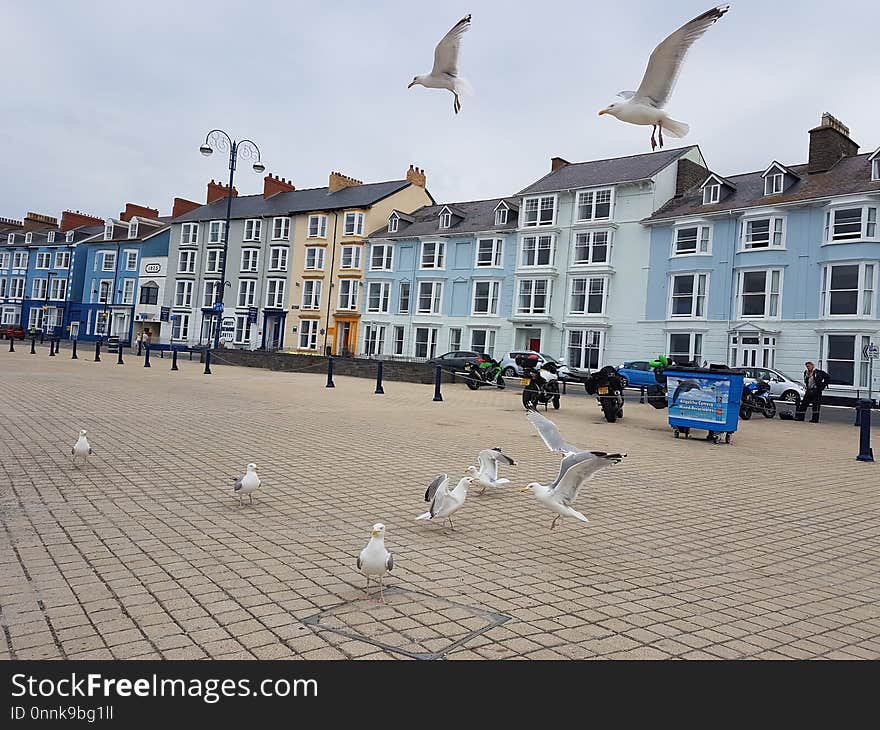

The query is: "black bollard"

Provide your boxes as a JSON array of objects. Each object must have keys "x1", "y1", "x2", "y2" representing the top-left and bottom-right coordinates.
[
  {"x1": 144, "y1": 345, "x2": 151, "y2": 368},
  {"x1": 116, "y1": 343, "x2": 124, "y2": 365},
  {"x1": 171, "y1": 348, "x2": 179, "y2": 371},
  {"x1": 856, "y1": 399, "x2": 874, "y2": 462},
  {"x1": 640, "y1": 386, "x2": 646, "y2": 404},
  {"x1": 30, "y1": 336, "x2": 36, "y2": 354},
  {"x1": 137, "y1": 340, "x2": 143, "y2": 357},
  {"x1": 433, "y1": 366, "x2": 443, "y2": 402},
  {"x1": 95, "y1": 341, "x2": 101, "y2": 362},
  {"x1": 71, "y1": 339, "x2": 78, "y2": 359},
  {"x1": 49, "y1": 338, "x2": 55, "y2": 356},
  {"x1": 8, "y1": 336, "x2": 14, "y2": 353},
  {"x1": 203, "y1": 349, "x2": 212, "y2": 375},
  {"x1": 325, "y1": 356, "x2": 335, "y2": 388},
  {"x1": 375, "y1": 360, "x2": 385, "y2": 394},
  {"x1": 39, "y1": 331, "x2": 45, "y2": 344}
]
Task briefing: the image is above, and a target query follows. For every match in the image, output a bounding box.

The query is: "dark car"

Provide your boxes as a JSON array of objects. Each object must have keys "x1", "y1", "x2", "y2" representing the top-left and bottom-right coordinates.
[
  {"x1": 1, "y1": 326, "x2": 26, "y2": 340},
  {"x1": 429, "y1": 350, "x2": 483, "y2": 372},
  {"x1": 617, "y1": 360, "x2": 662, "y2": 388}
]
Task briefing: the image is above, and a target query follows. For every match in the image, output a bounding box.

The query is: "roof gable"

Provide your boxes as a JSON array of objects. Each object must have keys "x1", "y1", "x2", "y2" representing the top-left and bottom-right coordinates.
[
  {"x1": 761, "y1": 161, "x2": 801, "y2": 180},
  {"x1": 701, "y1": 173, "x2": 736, "y2": 190}
]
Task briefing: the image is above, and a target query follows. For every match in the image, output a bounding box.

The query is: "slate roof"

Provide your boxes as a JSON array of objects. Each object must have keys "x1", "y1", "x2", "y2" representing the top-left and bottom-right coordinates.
[
  {"x1": 171, "y1": 180, "x2": 421, "y2": 223},
  {"x1": 369, "y1": 198, "x2": 519, "y2": 239},
  {"x1": 645, "y1": 153, "x2": 880, "y2": 223},
  {"x1": 1, "y1": 225, "x2": 104, "y2": 249},
  {"x1": 517, "y1": 146, "x2": 698, "y2": 195}
]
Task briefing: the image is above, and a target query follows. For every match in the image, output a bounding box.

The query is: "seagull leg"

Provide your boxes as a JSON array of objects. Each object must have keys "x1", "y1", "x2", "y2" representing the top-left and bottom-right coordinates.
[
  {"x1": 550, "y1": 515, "x2": 559, "y2": 530},
  {"x1": 479, "y1": 485, "x2": 487, "y2": 496},
  {"x1": 448, "y1": 516, "x2": 455, "y2": 532},
  {"x1": 249, "y1": 494, "x2": 254, "y2": 505},
  {"x1": 365, "y1": 575, "x2": 370, "y2": 596},
  {"x1": 453, "y1": 93, "x2": 460, "y2": 115},
  {"x1": 658, "y1": 124, "x2": 664, "y2": 149},
  {"x1": 379, "y1": 576, "x2": 385, "y2": 603},
  {"x1": 651, "y1": 126, "x2": 657, "y2": 151}
]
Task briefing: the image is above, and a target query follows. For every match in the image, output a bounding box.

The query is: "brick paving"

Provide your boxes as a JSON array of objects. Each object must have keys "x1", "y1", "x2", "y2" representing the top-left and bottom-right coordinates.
[{"x1": 1, "y1": 345, "x2": 878, "y2": 660}]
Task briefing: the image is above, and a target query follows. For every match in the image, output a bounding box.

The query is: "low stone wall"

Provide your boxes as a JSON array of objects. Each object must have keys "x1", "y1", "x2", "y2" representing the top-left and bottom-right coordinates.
[{"x1": 209, "y1": 349, "x2": 456, "y2": 385}]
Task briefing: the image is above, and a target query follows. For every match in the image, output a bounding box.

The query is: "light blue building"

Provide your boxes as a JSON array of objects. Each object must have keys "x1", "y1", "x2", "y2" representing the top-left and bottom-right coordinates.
[
  {"x1": 642, "y1": 114, "x2": 880, "y2": 400},
  {"x1": 360, "y1": 198, "x2": 519, "y2": 359}
]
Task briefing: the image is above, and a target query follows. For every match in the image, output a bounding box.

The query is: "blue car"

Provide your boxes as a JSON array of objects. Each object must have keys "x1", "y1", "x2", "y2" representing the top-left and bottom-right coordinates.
[{"x1": 617, "y1": 361, "x2": 663, "y2": 389}]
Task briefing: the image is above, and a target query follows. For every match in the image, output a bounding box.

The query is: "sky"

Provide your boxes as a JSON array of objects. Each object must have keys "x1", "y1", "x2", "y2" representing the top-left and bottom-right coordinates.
[{"x1": 1, "y1": 0, "x2": 878, "y2": 221}]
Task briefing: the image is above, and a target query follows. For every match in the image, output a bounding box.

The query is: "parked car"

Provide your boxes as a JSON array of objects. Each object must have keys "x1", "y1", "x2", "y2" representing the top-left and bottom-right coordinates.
[
  {"x1": 499, "y1": 351, "x2": 588, "y2": 382},
  {"x1": 429, "y1": 350, "x2": 483, "y2": 372},
  {"x1": 740, "y1": 366, "x2": 804, "y2": 403},
  {"x1": 1, "y1": 326, "x2": 26, "y2": 340},
  {"x1": 617, "y1": 360, "x2": 663, "y2": 388}
]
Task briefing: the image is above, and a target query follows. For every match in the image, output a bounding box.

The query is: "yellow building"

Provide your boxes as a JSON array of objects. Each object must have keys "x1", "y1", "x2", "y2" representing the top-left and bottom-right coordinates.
[{"x1": 288, "y1": 166, "x2": 432, "y2": 355}]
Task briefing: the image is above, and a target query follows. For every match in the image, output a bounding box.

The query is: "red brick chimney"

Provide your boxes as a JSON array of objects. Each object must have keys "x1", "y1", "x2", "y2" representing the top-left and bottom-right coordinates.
[
  {"x1": 206, "y1": 179, "x2": 238, "y2": 204},
  {"x1": 60, "y1": 210, "x2": 104, "y2": 232},
  {"x1": 328, "y1": 171, "x2": 363, "y2": 193},
  {"x1": 263, "y1": 173, "x2": 296, "y2": 198},
  {"x1": 172, "y1": 197, "x2": 201, "y2": 219},
  {"x1": 23, "y1": 212, "x2": 59, "y2": 232},
  {"x1": 551, "y1": 157, "x2": 571, "y2": 172},
  {"x1": 120, "y1": 203, "x2": 160, "y2": 222},
  {"x1": 405, "y1": 165, "x2": 427, "y2": 187},
  {"x1": 808, "y1": 113, "x2": 859, "y2": 174}
]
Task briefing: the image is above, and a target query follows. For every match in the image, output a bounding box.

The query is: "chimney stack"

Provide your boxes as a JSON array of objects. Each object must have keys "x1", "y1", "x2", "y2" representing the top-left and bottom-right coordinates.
[
  {"x1": 23, "y1": 212, "x2": 59, "y2": 232},
  {"x1": 328, "y1": 171, "x2": 363, "y2": 193},
  {"x1": 808, "y1": 113, "x2": 859, "y2": 174},
  {"x1": 120, "y1": 203, "x2": 160, "y2": 222},
  {"x1": 551, "y1": 157, "x2": 571, "y2": 172},
  {"x1": 675, "y1": 158, "x2": 710, "y2": 198},
  {"x1": 60, "y1": 210, "x2": 103, "y2": 232},
  {"x1": 0, "y1": 217, "x2": 24, "y2": 231},
  {"x1": 206, "y1": 179, "x2": 238, "y2": 204},
  {"x1": 406, "y1": 165, "x2": 427, "y2": 188},
  {"x1": 263, "y1": 173, "x2": 296, "y2": 198},
  {"x1": 171, "y1": 197, "x2": 201, "y2": 219}
]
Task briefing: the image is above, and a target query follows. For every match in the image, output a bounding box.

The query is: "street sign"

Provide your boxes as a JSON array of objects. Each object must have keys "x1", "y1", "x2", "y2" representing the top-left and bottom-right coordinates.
[
  {"x1": 160, "y1": 307, "x2": 170, "y2": 322},
  {"x1": 247, "y1": 306, "x2": 258, "y2": 324},
  {"x1": 212, "y1": 302, "x2": 224, "y2": 313}
]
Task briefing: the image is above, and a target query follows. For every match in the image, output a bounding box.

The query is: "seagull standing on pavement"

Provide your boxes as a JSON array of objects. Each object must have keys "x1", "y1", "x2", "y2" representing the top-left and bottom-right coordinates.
[
  {"x1": 524, "y1": 411, "x2": 626, "y2": 529},
  {"x1": 357, "y1": 523, "x2": 394, "y2": 602},
  {"x1": 233, "y1": 463, "x2": 261, "y2": 506},
  {"x1": 408, "y1": 14, "x2": 473, "y2": 114},
  {"x1": 598, "y1": 5, "x2": 731, "y2": 149},
  {"x1": 467, "y1": 448, "x2": 517, "y2": 495},
  {"x1": 416, "y1": 474, "x2": 473, "y2": 530},
  {"x1": 70, "y1": 429, "x2": 93, "y2": 466}
]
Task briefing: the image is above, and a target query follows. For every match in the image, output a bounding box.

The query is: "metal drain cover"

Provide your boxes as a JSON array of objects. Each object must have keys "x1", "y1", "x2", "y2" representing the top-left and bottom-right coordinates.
[{"x1": 302, "y1": 587, "x2": 511, "y2": 660}]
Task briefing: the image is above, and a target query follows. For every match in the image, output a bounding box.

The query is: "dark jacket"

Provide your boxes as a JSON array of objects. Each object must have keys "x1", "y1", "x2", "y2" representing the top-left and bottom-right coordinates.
[{"x1": 803, "y1": 368, "x2": 830, "y2": 392}]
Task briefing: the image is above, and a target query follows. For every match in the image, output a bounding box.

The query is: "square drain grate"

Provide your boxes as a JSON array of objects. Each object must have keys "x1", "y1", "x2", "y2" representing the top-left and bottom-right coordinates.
[{"x1": 302, "y1": 587, "x2": 511, "y2": 660}]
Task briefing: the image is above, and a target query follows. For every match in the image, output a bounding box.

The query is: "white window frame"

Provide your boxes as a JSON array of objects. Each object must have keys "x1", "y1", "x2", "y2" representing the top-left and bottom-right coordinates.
[
  {"x1": 672, "y1": 224, "x2": 712, "y2": 256},
  {"x1": 307, "y1": 215, "x2": 327, "y2": 239},
  {"x1": 873, "y1": 158, "x2": 880, "y2": 182},
  {"x1": 180, "y1": 222, "x2": 199, "y2": 245},
  {"x1": 669, "y1": 273, "x2": 709, "y2": 319},
  {"x1": 449, "y1": 327, "x2": 462, "y2": 351},
  {"x1": 304, "y1": 247, "x2": 325, "y2": 271},
  {"x1": 13, "y1": 252, "x2": 28, "y2": 269},
  {"x1": 393, "y1": 326, "x2": 405, "y2": 356},
  {"x1": 128, "y1": 220, "x2": 138, "y2": 239},
  {"x1": 439, "y1": 211, "x2": 452, "y2": 229},
  {"x1": 495, "y1": 207, "x2": 508, "y2": 226},
  {"x1": 175, "y1": 280, "x2": 193, "y2": 307},
  {"x1": 122, "y1": 279, "x2": 135, "y2": 305},
  {"x1": 470, "y1": 328, "x2": 496, "y2": 356},
  {"x1": 572, "y1": 230, "x2": 611, "y2": 265},
  {"x1": 101, "y1": 251, "x2": 117, "y2": 272},
  {"x1": 171, "y1": 313, "x2": 190, "y2": 341},
  {"x1": 387, "y1": 215, "x2": 399, "y2": 233},
  {"x1": 47, "y1": 231, "x2": 55, "y2": 243},
  {"x1": 65, "y1": 231, "x2": 75, "y2": 243},
  {"x1": 741, "y1": 216, "x2": 786, "y2": 250},
  {"x1": 471, "y1": 280, "x2": 500, "y2": 316},
  {"x1": 736, "y1": 268, "x2": 782, "y2": 319},
  {"x1": 96, "y1": 280, "x2": 112, "y2": 304},
  {"x1": 240, "y1": 248, "x2": 259, "y2": 273},
  {"x1": 208, "y1": 220, "x2": 226, "y2": 244},
  {"x1": 0, "y1": 252, "x2": 8, "y2": 269},
  {"x1": 575, "y1": 188, "x2": 613, "y2": 222},
  {"x1": 269, "y1": 246, "x2": 288, "y2": 272},
  {"x1": 343, "y1": 212, "x2": 365, "y2": 237},
  {"x1": 337, "y1": 279, "x2": 359, "y2": 310},
  {"x1": 50, "y1": 277, "x2": 67, "y2": 301},
  {"x1": 821, "y1": 262, "x2": 876, "y2": 318},
  {"x1": 703, "y1": 185, "x2": 721, "y2": 205},
  {"x1": 272, "y1": 217, "x2": 291, "y2": 241},
  {"x1": 177, "y1": 250, "x2": 196, "y2": 274},
  {"x1": 31, "y1": 278, "x2": 47, "y2": 299},
  {"x1": 569, "y1": 276, "x2": 609, "y2": 316},
  {"x1": 35, "y1": 252, "x2": 51, "y2": 269},
  {"x1": 475, "y1": 238, "x2": 503, "y2": 268},
  {"x1": 202, "y1": 280, "x2": 219, "y2": 308},
  {"x1": 10, "y1": 277, "x2": 25, "y2": 299},
  {"x1": 125, "y1": 250, "x2": 138, "y2": 271},
  {"x1": 233, "y1": 314, "x2": 252, "y2": 345},
  {"x1": 237, "y1": 279, "x2": 256, "y2": 307},
  {"x1": 667, "y1": 332, "x2": 704, "y2": 364},
  {"x1": 516, "y1": 278, "x2": 551, "y2": 315},
  {"x1": 243, "y1": 219, "x2": 262, "y2": 242},
  {"x1": 764, "y1": 173, "x2": 784, "y2": 196},
  {"x1": 366, "y1": 281, "x2": 391, "y2": 314},
  {"x1": 265, "y1": 279, "x2": 286, "y2": 309},
  {"x1": 416, "y1": 281, "x2": 443, "y2": 315},
  {"x1": 301, "y1": 280, "x2": 323, "y2": 310},
  {"x1": 340, "y1": 245, "x2": 362, "y2": 270},
  {"x1": 413, "y1": 326, "x2": 439, "y2": 359},
  {"x1": 363, "y1": 324, "x2": 386, "y2": 356},
  {"x1": 398, "y1": 281, "x2": 411, "y2": 314},
  {"x1": 102, "y1": 224, "x2": 112, "y2": 241},
  {"x1": 298, "y1": 319, "x2": 319, "y2": 350},
  {"x1": 567, "y1": 329, "x2": 604, "y2": 370},
  {"x1": 370, "y1": 244, "x2": 394, "y2": 271},
  {"x1": 520, "y1": 234, "x2": 555, "y2": 267},
  {"x1": 205, "y1": 249, "x2": 224, "y2": 274},
  {"x1": 824, "y1": 205, "x2": 878, "y2": 243},
  {"x1": 820, "y1": 333, "x2": 872, "y2": 389},
  {"x1": 521, "y1": 195, "x2": 557, "y2": 227},
  {"x1": 420, "y1": 241, "x2": 445, "y2": 270}
]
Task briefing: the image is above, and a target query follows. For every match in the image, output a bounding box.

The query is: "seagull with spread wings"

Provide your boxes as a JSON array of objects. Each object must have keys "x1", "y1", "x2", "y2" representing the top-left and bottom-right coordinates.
[
  {"x1": 598, "y1": 5, "x2": 730, "y2": 149},
  {"x1": 415, "y1": 473, "x2": 473, "y2": 530},
  {"x1": 467, "y1": 448, "x2": 516, "y2": 495},
  {"x1": 524, "y1": 411, "x2": 626, "y2": 529},
  {"x1": 408, "y1": 13, "x2": 473, "y2": 114}
]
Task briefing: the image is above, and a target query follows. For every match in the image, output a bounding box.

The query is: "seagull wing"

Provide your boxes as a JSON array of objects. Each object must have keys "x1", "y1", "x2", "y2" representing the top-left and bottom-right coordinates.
[
  {"x1": 386, "y1": 552, "x2": 394, "y2": 571},
  {"x1": 617, "y1": 90, "x2": 637, "y2": 100},
  {"x1": 425, "y1": 474, "x2": 449, "y2": 503},
  {"x1": 357, "y1": 550, "x2": 364, "y2": 571},
  {"x1": 632, "y1": 4, "x2": 730, "y2": 108},
  {"x1": 431, "y1": 13, "x2": 471, "y2": 77},
  {"x1": 490, "y1": 447, "x2": 516, "y2": 467},
  {"x1": 526, "y1": 410, "x2": 582, "y2": 455},
  {"x1": 233, "y1": 477, "x2": 244, "y2": 492},
  {"x1": 548, "y1": 451, "x2": 626, "y2": 506}
]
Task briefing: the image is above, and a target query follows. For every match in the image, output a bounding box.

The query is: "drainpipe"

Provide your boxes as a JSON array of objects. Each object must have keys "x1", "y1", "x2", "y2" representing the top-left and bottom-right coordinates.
[{"x1": 322, "y1": 211, "x2": 340, "y2": 355}]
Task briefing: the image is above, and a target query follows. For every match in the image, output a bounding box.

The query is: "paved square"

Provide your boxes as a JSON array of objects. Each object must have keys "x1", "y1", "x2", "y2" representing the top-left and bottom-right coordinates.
[{"x1": 1, "y1": 346, "x2": 878, "y2": 660}]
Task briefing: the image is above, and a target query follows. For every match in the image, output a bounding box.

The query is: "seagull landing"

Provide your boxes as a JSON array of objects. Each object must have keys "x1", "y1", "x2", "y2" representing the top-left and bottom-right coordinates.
[
  {"x1": 233, "y1": 463, "x2": 261, "y2": 506},
  {"x1": 416, "y1": 473, "x2": 473, "y2": 531},
  {"x1": 467, "y1": 448, "x2": 516, "y2": 495},
  {"x1": 408, "y1": 14, "x2": 473, "y2": 114},
  {"x1": 598, "y1": 5, "x2": 730, "y2": 149},
  {"x1": 357, "y1": 523, "x2": 394, "y2": 602},
  {"x1": 70, "y1": 429, "x2": 93, "y2": 466}
]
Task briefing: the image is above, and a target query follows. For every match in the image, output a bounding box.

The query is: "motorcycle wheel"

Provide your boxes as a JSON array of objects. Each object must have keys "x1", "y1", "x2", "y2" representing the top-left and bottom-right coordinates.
[
  {"x1": 522, "y1": 386, "x2": 539, "y2": 410},
  {"x1": 552, "y1": 395, "x2": 560, "y2": 409},
  {"x1": 762, "y1": 400, "x2": 777, "y2": 419},
  {"x1": 739, "y1": 404, "x2": 752, "y2": 420},
  {"x1": 601, "y1": 398, "x2": 617, "y2": 423},
  {"x1": 464, "y1": 368, "x2": 480, "y2": 390}
]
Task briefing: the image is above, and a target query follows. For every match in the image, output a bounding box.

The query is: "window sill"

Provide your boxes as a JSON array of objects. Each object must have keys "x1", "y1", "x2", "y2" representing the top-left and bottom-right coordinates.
[
  {"x1": 821, "y1": 238, "x2": 880, "y2": 246},
  {"x1": 669, "y1": 252, "x2": 712, "y2": 259},
  {"x1": 737, "y1": 246, "x2": 787, "y2": 252}
]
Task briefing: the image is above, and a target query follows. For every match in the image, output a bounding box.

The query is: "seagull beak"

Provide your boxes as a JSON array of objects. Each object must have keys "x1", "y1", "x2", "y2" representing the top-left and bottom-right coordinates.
[
  {"x1": 598, "y1": 108, "x2": 609, "y2": 116},
  {"x1": 407, "y1": 81, "x2": 415, "y2": 89},
  {"x1": 371, "y1": 530, "x2": 380, "y2": 536},
  {"x1": 520, "y1": 488, "x2": 529, "y2": 493}
]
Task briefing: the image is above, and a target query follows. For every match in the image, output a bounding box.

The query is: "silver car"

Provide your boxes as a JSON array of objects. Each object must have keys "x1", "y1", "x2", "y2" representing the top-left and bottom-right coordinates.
[
  {"x1": 741, "y1": 366, "x2": 805, "y2": 403},
  {"x1": 499, "y1": 350, "x2": 586, "y2": 382}
]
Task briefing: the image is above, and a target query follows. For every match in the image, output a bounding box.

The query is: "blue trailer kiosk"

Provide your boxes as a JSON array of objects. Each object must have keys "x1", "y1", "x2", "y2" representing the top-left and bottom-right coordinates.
[{"x1": 665, "y1": 365, "x2": 746, "y2": 444}]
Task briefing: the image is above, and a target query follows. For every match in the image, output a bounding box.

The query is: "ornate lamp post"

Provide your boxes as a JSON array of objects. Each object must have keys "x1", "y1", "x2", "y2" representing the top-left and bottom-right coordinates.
[{"x1": 199, "y1": 129, "x2": 265, "y2": 350}]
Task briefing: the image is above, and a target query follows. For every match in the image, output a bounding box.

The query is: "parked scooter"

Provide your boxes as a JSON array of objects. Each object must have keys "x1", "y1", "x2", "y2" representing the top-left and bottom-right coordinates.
[
  {"x1": 584, "y1": 365, "x2": 628, "y2": 422},
  {"x1": 518, "y1": 354, "x2": 561, "y2": 410},
  {"x1": 463, "y1": 355, "x2": 506, "y2": 390},
  {"x1": 739, "y1": 379, "x2": 775, "y2": 419}
]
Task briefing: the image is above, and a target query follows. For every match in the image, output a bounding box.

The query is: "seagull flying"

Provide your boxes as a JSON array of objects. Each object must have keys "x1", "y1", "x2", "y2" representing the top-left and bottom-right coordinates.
[
  {"x1": 233, "y1": 463, "x2": 261, "y2": 506},
  {"x1": 598, "y1": 4, "x2": 730, "y2": 149},
  {"x1": 408, "y1": 13, "x2": 473, "y2": 114},
  {"x1": 524, "y1": 412, "x2": 626, "y2": 529},
  {"x1": 467, "y1": 448, "x2": 516, "y2": 495},
  {"x1": 70, "y1": 429, "x2": 93, "y2": 466},
  {"x1": 357, "y1": 523, "x2": 394, "y2": 602},
  {"x1": 416, "y1": 473, "x2": 473, "y2": 530}
]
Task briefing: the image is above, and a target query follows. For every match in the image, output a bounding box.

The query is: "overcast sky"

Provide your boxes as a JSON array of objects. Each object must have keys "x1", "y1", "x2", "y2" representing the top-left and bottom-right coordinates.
[{"x1": 1, "y1": 0, "x2": 878, "y2": 221}]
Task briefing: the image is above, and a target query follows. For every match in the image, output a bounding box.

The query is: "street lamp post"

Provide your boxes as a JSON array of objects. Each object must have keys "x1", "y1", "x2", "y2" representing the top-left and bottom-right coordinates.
[{"x1": 199, "y1": 129, "x2": 265, "y2": 351}]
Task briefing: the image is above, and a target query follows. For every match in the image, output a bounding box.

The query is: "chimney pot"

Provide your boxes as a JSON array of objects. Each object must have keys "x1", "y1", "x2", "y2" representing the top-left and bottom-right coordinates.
[{"x1": 807, "y1": 113, "x2": 859, "y2": 174}]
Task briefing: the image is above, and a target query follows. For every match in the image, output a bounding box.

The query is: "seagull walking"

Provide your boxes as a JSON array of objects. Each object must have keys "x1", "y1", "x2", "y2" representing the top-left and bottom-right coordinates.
[
  {"x1": 357, "y1": 523, "x2": 394, "y2": 602},
  {"x1": 408, "y1": 13, "x2": 473, "y2": 114},
  {"x1": 598, "y1": 5, "x2": 730, "y2": 149},
  {"x1": 416, "y1": 473, "x2": 473, "y2": 530},
  {"x1": 70, "y1": 429, "x2": 93, "y2": 466},
  {"x1": 467, "y1": 448, "x2": 516, "y2": 495},
  {"x1": 233, "y1": 463, "x2": 261, "y2": 506},
  {"x1": 524, "y1": 412, "x2": 625, "y2": 529}
]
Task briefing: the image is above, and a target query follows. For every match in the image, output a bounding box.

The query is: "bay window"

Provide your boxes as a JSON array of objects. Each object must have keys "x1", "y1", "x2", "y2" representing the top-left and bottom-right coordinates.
[
  {"x1": 825, "y1": 206, "x2": 878, "y2": 242},
  {"x1": 742, "y1": 217, "x2": 785, "y2": 249},
  {"x1": 673, "y1": 225, "x2": 711, "y2": 255},
  {"x1": 821, "y1": 263, "x2": 875, "y2": 317},
  {"x1": 572, "y1": 230, "x2": 610, "y2": 265},
  {"x1": 521, "y1": 195, "x2": 556, "y2": 227},
  {"x1": 174, "y1": 280, "x2": 193, "y2": 307},
  {"x1": 205, "y1": 249, "x2": 224, "y2": 273},
  {"x1": 180, "y1": 223, "x2": 198, "y2": 245},
  {"x1": 272, "y1": 217, "x2": 291, "y2": 240},
  {"x1": 208, "y1": 220, "x2": 225, "y2": 244},
  {"x1": 575, "y1": 188, "x2": 612, "y2": 221},
  {"x1": 202, "y1": 280, "x2": 219, "y2": 307},
  {"x1": 520, "y1": 234, "x2": 554, "y2": 267},
  {"x1": 341, "y1": 245, "x2": 362, "y2": 269},
  {"x1": 243, "y1": 219, "x2": 262, "y2": 242},
  {"x1": 240, "y1": 248, "x2": 259, "y2": 272},
  {"x1": 569, "y1": 276, "x2": 608, "y2": 315},
  {"x1": 308, "y1": 215, "x2": 327, "y2": 238},
  {"x1": 269, "y1": 246, "x2": 288, "y2": 271},
  {"x1": 177, "y1": 250, "x2": 196, "y2": 273},
  {"x1": 344, "y1": 212, "x2": 365, "y2": 236},
  {"x1": 517, "y1": 279, "x2": 550, "y2": 315}
]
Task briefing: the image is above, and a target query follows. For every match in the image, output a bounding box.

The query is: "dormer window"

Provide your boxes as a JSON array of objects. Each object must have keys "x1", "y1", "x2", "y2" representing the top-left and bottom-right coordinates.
[
  {"x1": 439, "y1": 211, "x2": 452, "y2": 229},
  {"x1": 104, "y1": 221, "x2": 114, "y2": 240},
  {"x1": 873, "y1": 158, "x2": 880, "y2": 182},
  {"x1": 495, "y1": 207, "x2": 508, "y2": 225},
  {"x1": 388, "y1": 214, "x2": 399, "y2": 233},
  {"x1": 703, "y1": 185, "x2": 720, "y2": 205},
  {"x1": 66, "y1": 231, "x2": 74, "y2": 243},
  {"x1": 25, "y1": 232, "x2": 33, "y2": 244},
  {"x1": 47, "y1": 231, "x2": 55, "y2": 243},
  {"x1": 128, "y1": 219, "x2": 139, "y2": 239},
  {"x1": 765, "y1": 174, "x2": 784, "y2": 196},
  {"x1": 6, "y1": 234, "x2": 13, "y2": 244}
]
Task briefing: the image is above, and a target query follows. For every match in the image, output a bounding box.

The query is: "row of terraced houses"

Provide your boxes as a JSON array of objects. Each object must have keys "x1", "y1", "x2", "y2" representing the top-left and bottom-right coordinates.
[{"x1": 2, "y1": 114, "x2": 879, "y2": 397}]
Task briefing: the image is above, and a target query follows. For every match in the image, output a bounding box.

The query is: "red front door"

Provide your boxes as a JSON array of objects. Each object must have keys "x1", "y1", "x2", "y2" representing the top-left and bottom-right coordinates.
[{"x1": 528, "y1": 337, "x2": 541, "y2": 352}]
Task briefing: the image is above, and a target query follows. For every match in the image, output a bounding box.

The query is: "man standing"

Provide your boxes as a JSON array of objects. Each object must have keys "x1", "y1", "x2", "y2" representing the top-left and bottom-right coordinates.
[{"x1": 796, "y1": 361, "x2": 830, "y2": 423}]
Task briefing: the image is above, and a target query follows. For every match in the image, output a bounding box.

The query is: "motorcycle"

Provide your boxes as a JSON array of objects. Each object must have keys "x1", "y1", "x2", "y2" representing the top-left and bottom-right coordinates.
[
  {"x1": 739, "y1": 379, "x2": 775, "y2": 419},
  {"x1": 518, "y1": 354, "x2": 561, "y2": 410},
  {"x1": 462, "y1": 355, "x2": 506, "y2": 390},
  {"x1": 584, "y1": 365, "x2": 628, "y2": 423}
]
